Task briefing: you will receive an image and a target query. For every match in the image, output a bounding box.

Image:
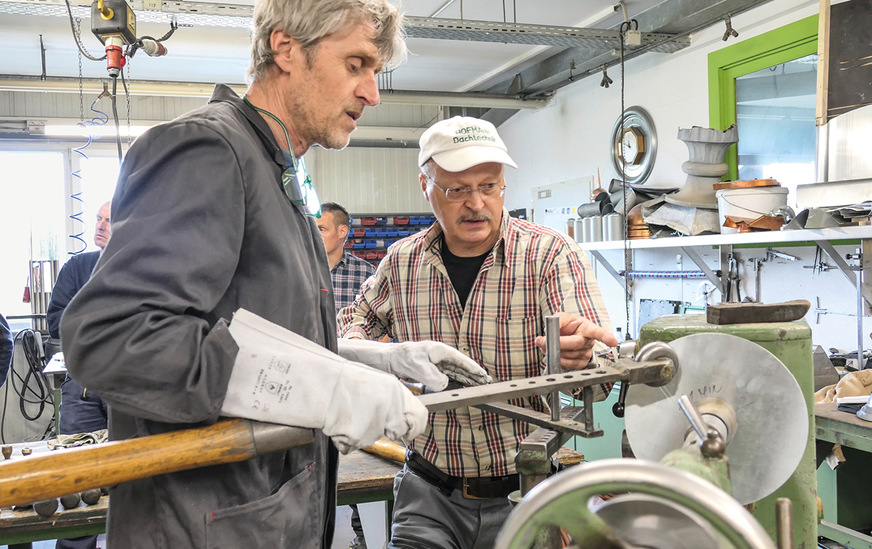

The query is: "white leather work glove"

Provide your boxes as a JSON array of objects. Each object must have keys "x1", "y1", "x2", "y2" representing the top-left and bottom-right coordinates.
[
  {"x1": 222, "y1": 309, "x2": 429, "y2": 454},
  {"x1": 337, "y1": 338, "x2": 491, "y2": 392}
]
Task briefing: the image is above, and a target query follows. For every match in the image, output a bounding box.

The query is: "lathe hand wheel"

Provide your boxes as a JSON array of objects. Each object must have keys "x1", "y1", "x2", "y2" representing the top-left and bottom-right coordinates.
[{"x1": 494, "y1": 459, "x2": 776, "y2": 549}]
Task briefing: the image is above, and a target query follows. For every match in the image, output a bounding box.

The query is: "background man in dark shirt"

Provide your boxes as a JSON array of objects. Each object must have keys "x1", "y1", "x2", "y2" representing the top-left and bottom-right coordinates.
[
  {"x1": 318, "y1": 201, "x2": 376, "y2": 312},
  {"x1": 46, "y1": 201, "x2": 111, "y2": 549},
  {"x1": 46, "y1": 201, "x2": 111, "y2": 340}
]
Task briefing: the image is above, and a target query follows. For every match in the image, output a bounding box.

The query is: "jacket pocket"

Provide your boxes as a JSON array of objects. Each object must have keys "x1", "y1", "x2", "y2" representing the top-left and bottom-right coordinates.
[{"x1": 204, "y1": 463, "x2": 319, "y2": 549}]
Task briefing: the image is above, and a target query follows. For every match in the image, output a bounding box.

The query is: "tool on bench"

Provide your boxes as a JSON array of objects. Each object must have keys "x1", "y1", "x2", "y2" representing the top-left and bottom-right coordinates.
[
  {"x1": 706, "y1": 299, "x2": 811, "y2": 325},
  {"x1": 725, "y1": 253, "x2": 741, "y2": 302}
]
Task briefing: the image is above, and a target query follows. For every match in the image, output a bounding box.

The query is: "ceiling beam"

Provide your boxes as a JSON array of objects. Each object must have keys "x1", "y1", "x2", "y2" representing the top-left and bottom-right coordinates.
[
  {"x1": 0, "y1": 75, "x2": 550, "y2": 109},
  {"x1": 404, "y1": 16, "x2": 688, "y2": 53},
  {"x1": 480, "y1": 0, "x2": 778, "y2": 100}
]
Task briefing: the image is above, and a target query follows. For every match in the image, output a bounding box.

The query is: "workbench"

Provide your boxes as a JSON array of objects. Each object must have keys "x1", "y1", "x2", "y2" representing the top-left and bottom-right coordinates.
[
  {"x1": 0, "y1": 444, "x2": 583, "y2": 548},
  {"x1": 815, "y1": 402, "x2": 872, "y2": 549}
]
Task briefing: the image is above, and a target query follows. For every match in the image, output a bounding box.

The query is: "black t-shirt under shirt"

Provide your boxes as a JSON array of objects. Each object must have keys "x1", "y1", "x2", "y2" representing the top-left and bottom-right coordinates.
[{"x1": 440, "y1": 237, "x2": 490, "y2": 308}]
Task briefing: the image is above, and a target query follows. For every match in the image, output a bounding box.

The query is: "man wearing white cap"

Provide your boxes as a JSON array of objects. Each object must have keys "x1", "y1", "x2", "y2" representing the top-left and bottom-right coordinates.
[{"x1": 338, "y1": 116, "x2": 617, "y2": 548}]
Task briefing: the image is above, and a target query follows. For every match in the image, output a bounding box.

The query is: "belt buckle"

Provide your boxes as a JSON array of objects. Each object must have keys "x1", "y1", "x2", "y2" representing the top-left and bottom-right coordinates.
[{"x1": 461, "y1": 478, "x2": 486, "y2": 500}]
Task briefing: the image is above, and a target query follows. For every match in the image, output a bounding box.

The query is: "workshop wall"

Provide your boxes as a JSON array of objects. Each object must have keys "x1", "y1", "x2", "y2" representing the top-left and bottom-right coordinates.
[
  {"x1": 500, "y1": 0, "x2": 820, "y2": 200},
  {"x1": 498, "y1": 0, "x2": 870, "y2": 354},
  {"x1": 306, "y1": 146, "x2": 429, "y2": 214}
]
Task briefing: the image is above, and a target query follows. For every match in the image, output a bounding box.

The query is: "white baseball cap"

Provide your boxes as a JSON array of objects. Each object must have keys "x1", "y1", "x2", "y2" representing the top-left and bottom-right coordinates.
[{"x1": 418, "y1": 116, "x2": 518, "y2": 172}]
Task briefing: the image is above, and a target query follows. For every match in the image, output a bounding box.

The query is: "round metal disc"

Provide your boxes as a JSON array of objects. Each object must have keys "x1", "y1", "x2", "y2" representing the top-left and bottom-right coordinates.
[
  {"x1": 625, "y1": 333, "x2": 808, "y2": 504},
  {"x1": 594, "y1": 493, "x2": 721, "y2": 549}
]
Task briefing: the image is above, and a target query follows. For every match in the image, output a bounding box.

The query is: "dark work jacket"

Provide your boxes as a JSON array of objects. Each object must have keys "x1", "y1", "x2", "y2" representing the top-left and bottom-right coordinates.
[
  {"x1": 46, "y1": 251, "x2": 100, "y2": 339},
  {"x1": 61, "y1": 84, "x2": 339, "y2": 549}
]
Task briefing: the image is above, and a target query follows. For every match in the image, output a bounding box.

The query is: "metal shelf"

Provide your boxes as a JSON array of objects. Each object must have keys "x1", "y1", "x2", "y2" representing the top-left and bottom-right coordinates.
[
  {"x1": 578, "y1": 225, "x2": 872, "y2": 251},
  {"x1": 580, "y1": 225, "x2": 871, "y2": 306}
]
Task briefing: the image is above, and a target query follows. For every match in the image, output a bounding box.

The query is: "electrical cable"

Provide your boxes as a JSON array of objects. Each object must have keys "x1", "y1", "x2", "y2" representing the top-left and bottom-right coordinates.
[
  {"x1": 69, "y1": 52, "x2": 110, "y2": 256},
  {"x1": 9, "y1": 330, "x2": 53, "y2": 427},
  {"x1": 63, "y1": 0, "x2": 105, "y2": 61},
  {"x1": 70, "y1": 82, "x2": 110, "y2": 256},
  {"x1": 124, "y1": 61, "x2": 132, "y2": 147},
  {"x1": 126, "y1": 21, "x2": 177, "y2": 59},
  {"x1": 110, "y1": 76, "x2": 123, "y2": 164},
  {"x1": 618, "y1": 21, "x2": 631, "y2": 340}
]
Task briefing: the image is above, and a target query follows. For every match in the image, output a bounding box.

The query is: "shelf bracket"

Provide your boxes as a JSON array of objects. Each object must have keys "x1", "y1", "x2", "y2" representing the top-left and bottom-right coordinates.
[
  {"x1": 590, "y1": 250, "x2": 627, "y2": 291},
  {"x1": 680, "y1": 246, "x2": 724, "y2": 295},
  {"x1": 816, "y1": 240, "x2": 859, "y2": 288},
  {"x1": 815, "y1": 239, "x2": 871, "y2": 312}
]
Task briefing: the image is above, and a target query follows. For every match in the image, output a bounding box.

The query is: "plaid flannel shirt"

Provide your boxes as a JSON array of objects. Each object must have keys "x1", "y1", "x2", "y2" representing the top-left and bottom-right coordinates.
[
  {"x1": 337, "y1": 210, "x2": 613, "y2": 477},
  {"x1": 331, "y1": 251, "x2": 376, "y2": 312}
]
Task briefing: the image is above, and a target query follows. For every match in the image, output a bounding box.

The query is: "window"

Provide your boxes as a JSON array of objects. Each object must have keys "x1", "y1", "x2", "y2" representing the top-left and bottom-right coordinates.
[
  {"x1": 0, "y1": 147, "x2": 119, "y2": 330},
  {"x1": 734, "y1": 54, "x2": 817, "y2": 207},
  {"x1": 74, "y1": 156, "x2": 120, "y2": 254},
  {"x1": 0, "y1": 151, "x2": 65, "y2": 323},
  {"x1": 708, "y1": 15, "x2": 819, "y2": 208}
]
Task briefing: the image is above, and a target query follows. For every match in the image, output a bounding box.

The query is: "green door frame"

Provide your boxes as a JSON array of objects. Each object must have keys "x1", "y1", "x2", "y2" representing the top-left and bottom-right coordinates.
[{"x1": 707, "y1": 15, "x2": 819, "y2": 181}]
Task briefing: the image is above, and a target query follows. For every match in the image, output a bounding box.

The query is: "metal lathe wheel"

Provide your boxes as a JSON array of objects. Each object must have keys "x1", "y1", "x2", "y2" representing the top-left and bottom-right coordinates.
[{"x1": 494, "y1": 459, "x2": 776, "y2": 549}]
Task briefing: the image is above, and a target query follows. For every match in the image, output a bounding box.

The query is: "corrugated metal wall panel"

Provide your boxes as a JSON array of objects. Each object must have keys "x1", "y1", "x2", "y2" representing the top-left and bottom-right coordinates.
[
  {"x1": 2, "y1": 90, "x2": 430, "y2": 215},
  {"x1": 308, "y1": 147, "x2": 429, "y2": 214},
  {"x1": 0, "y1": 90, "x2": 207, "y2": 121},
  {"x1": 1, "y1": 90, "x2": 438, "y2": 128},
  {"x1": 357, "y1": 103, "x2": 440, "y2": 129}
]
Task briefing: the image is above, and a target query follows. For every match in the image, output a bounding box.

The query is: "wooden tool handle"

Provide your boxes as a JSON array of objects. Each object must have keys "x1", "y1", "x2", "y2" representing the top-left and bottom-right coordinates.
[
  {"x1": 0, "y1": 419, "x2": 313, "y2": 507},
  {"x1": 361, "y1": 439, "x2": 406, "y2": 464}
]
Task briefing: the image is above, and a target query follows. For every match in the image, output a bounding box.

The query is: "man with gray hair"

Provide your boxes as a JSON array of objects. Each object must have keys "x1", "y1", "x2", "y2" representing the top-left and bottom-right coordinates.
[{"x1": 61, "y1": 2, "x2": 488, "y2": 548}]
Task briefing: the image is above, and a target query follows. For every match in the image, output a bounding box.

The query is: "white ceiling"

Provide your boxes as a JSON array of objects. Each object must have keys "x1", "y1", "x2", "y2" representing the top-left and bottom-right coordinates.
[
  {"x1": 0, "y1": 0, "x2": 773, "y2": 138},
  {"x1": 0, "y1": 0, "x2": 664, "y2": 93}
]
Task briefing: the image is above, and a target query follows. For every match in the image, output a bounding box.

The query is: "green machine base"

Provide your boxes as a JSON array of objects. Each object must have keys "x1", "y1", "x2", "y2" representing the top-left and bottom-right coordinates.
[{"x1": 639, "y1": 314, "x2": 816, "y2": 549}]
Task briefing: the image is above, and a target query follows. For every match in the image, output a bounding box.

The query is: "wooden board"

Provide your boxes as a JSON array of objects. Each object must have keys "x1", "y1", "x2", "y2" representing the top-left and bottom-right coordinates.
[
  {"x1": 706, "y1": 299, "x2": 811, "y2": 325},
  {"x1": 713, "y1": 179, "x2": 779, "y2": 191}
]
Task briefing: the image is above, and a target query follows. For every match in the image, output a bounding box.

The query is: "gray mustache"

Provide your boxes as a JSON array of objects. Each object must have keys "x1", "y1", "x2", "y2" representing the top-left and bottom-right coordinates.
[{"x1": 458, "y1": 215, "x2": 491, "y2": 223}]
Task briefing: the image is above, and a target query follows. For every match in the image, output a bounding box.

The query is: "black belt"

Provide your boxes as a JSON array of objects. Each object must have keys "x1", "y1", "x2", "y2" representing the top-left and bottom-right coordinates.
[{"x1": 405, "y1": 450, "x2": 519, "y2": 500}]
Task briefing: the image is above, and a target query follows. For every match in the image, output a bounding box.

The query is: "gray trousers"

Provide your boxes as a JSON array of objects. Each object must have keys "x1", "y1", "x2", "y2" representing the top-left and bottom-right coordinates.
[{"x1": 388, "y1": 465, "x2": 513, "y2": 549}]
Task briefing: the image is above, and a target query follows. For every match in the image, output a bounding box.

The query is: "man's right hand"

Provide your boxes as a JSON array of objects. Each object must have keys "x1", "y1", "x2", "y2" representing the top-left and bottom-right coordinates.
[
  {"x1": 221, "y1": 309, "x2": 429, "y2": 453},
  {"x1": 338, "y1": 338, "x2": 491, "y2": 391}
]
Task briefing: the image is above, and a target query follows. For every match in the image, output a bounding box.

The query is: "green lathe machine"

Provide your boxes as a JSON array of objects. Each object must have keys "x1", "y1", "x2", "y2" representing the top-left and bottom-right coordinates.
[{"x1": 497, "y1": 312, "x2": 816, "y2": 549}]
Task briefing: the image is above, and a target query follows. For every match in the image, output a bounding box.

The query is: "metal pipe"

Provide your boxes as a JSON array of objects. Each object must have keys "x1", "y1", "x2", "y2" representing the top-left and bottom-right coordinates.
[
  {"x1": 776, "y1": 498, "x2": 793, "y2": 549},
  {"x1": 429, "y1": 0, "x2": 456, "y2": 17},
  {"x1": 545, "y1": 316, "x2": 561, "y2": 421},
  {"x1": 678, "y1": 395, "x2": 709, "y2": 442},
  {"x1": 618, "y1": 270, "x2": 708, "y2": 279},
  {"x1": 0, "y1": 76, "x2": 551, "y2": 110}
]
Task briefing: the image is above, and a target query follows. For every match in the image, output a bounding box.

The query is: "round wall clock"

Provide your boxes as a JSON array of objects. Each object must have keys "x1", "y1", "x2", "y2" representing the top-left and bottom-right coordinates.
[{"x1": 610, "y1": 106, "x2": 657, "y2": 185}]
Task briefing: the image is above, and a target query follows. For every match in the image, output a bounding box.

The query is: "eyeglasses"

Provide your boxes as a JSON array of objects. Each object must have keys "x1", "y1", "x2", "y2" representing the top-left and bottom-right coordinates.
[
  {"x1": 426, "y1": 177, "x2": 506, "y2": 202},
  {"x1": 281, "y1": 156, "x2": 321, "y2": 218}
]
